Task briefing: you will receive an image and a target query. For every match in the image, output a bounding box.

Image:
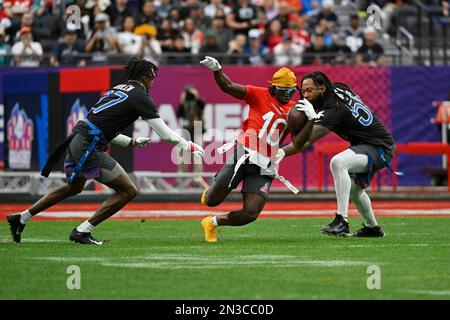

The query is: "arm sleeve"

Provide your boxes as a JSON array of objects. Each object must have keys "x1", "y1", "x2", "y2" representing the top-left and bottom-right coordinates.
[{"x1": 145, "y1": 118, "x2": 189, "y2": 150}]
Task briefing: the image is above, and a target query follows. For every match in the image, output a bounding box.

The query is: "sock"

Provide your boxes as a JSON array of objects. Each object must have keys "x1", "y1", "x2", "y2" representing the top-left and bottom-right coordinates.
[
  {"x1": 76, "y1": 220, "x2": 95, "y2": 233},
  {"x1": 350, "y1": 181, "x2": 378, "y2": 228},
  {"x1": 20, "y1": 210, "x2": 32, "y2": 224},
  {"x1": 356, "y1": 192, "x2": 378, "y2": 227},
  {"x1": 210, "y1": 216, "x2": 218, "y2": 227}
]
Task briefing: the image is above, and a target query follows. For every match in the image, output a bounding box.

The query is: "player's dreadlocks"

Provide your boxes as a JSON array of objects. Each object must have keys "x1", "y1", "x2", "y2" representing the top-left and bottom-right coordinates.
[
  {"x1": 123, "y1": 57, "x2": 158, "y2": 82},
  {"x1": 300, "y1": 71, "x2": 357, "y2": 109}
]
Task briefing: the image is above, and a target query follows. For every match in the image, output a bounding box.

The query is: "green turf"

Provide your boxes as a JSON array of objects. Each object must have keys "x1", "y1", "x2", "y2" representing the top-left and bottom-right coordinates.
[{"x1": 0, "y1": 217, "x2": 449, "y2": 300}]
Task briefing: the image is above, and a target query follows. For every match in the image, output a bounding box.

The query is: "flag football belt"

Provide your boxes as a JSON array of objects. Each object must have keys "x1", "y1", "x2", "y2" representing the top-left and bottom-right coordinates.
[
  {"x1": 67, "y1": 119, "x2": 105, "y2": 183},
  {"x1": 217, "y1": 140, "x2": 299, "y2": 194}
]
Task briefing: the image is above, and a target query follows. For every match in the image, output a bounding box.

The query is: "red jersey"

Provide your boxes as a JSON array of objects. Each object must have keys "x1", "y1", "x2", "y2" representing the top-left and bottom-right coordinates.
[{"x1": 237, "y1": 85, "x2": 295, "y2": 157}]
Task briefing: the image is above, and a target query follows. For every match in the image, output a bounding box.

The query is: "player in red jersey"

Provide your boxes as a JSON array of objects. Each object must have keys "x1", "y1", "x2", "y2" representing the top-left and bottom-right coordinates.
[{"x1": 198, "y1": 56, "x2": 319, "y2": 242}]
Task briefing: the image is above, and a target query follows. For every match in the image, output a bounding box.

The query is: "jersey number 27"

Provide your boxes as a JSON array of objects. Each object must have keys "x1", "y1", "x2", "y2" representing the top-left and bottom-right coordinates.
[{"x1": 91, "y1": 90, "x2": 129, "y2": 114}]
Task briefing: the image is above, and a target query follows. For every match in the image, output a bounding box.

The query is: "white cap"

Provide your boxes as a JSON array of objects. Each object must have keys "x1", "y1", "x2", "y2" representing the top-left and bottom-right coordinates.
[
  {"x1": 95, "y1": 13, "x2": 109, "y2": 23},
  {"x1": 323, "y1": 0, "x2": 334, "y2": 9},
  {"x1": 248, "y1": 28, "x2": 260, "y2": 39}
]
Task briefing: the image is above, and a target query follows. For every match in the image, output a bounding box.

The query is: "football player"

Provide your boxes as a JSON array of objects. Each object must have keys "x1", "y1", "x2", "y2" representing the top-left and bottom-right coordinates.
[
  {"x1": 278, "y1": 71, "x2": 400, "y2": 237},
  {"x1": 199, "y1": 56, "x2": 319, "y2": 243},
  {"x1": 7, "y1": 58, "x2": 204, "y2": 245}
]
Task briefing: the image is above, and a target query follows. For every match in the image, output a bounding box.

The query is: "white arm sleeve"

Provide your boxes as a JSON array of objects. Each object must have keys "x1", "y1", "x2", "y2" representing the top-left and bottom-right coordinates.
[
  {"x1": 110, "y1": 134, "x2": 132, "y2": 147},
  {"x1": 145, "y1": 118, "x2": 188, "y2": 149}
]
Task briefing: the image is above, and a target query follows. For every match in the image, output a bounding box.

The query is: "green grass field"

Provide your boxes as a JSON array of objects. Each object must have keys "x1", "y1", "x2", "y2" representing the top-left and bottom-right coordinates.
[{"x1": 1, "y1": 217, "x2": 449, "y2": 300}]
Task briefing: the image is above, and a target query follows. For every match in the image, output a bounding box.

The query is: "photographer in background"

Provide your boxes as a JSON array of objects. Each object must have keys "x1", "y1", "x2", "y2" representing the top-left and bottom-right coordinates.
[{"x1": 176, "y1": 85, "x2": 207, "y2": 186}]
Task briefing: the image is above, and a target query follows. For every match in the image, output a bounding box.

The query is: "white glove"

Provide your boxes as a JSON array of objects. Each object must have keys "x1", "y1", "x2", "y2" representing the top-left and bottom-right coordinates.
[
  {"x1": 187, "y1": 141, "x2": 205, "y2": 159},
  {"x1": 200, "y1": 56, "x2": 221, "y2": 72},
  {"x1": 132, "y1": 137, "x2": 151, "y2": 147},
  {"x1": 275, "y1": 148, "x2": 285, "y2": 164},
  {"x1": 295, "y1": 99, "x2": 324, "y2": 120}
]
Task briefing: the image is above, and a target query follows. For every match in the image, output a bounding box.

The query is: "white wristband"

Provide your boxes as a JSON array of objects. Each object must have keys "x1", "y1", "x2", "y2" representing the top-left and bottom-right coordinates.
[{"x1": 111, "y1": 134, "x2": 132, "y2": 147}]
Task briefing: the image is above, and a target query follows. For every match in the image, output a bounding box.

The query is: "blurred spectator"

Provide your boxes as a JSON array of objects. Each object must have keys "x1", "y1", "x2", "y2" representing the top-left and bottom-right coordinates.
[
  {"x1": 227, "y1": 33, "x2": 247, "y2": 64},
  {"x1": 263, "y1": 18, "x2": 283, "y2": 53},
  {"x1": 301, "y1": 0, "x2": 324, "y2": 16},
  {"x1": 9, "y1": 11, "x2": 40, "y2": 42},
  {"x1": 85, "y1": 13, "x2": 118, "y2": 64},
  {"x1": 286, "y1": 15, "x2": 310, "y2": 53},
  {"x1": 331, "y1": 33, "x2": 352, "y2": 65},
  {"x1": 341, "y1": 13, "x2": 364, "y2": 53},
  {"x1": 11, "y1": 26, "x2": 43, "y2": 67},
  {"x1": 244, "y1": 28, "x2": 269, "y2": 65},
  {"x1": 0, "y1": 27, "x2": 11, "y2": 66},
  {"x1": 168, "y1": 6, "x2": 183, "y2": 31},
  {"x1": 199, "y1": 30, "x2": 223, "y2": 55},
  {"x1": 135, "y1": 23, "x2": 162, "y2": 66},
  {"x1": 105, "y1": 0, "x2": 136, "y2": 31},
  {"x1": 273, "y1": 34, "x2": 301, "y2": 66},
  {"x1": 189, "y1": 2, "x2": 207, "y2": 30},
  {"x1": 315, "y1": 18, "x2": 334, "y2": 48},
  {"x1": 226, "y1": 0, "x2": 261, "y2": 36},
  {"x1": 208, "y1": 16, "x2": 233, "y2": 51},
  {"x1": 302, "y1": 32, "x2": 333, "y2": 65},
  {"x1": 156, "y1": 0, "x2": 172, "y2": 20},
  {"x1": 138, "y1": 0, "x2": 161, "y2": 27},
  {"x1": 50, "y1": 28, "x2": 86, "y2": 67},
  {"x1": 356, "y1": 27, "x2": 385, "y2": 66},
  {"x1": 165, "y1": 34, "x2": 191, "y2": 64},
  {"x1": 180, "y1": 17, "x2": 203, "y2": 55},
  {"x1": 203, "y1": 0, "x2": 231, "y2": 21},
  {"x1": 262, "y1": 0, "x2": 279, "y2": 22},
  {"x1": 3, "y1": 0, "x2": 32, "y2": 17},
  {"x1": 117, "y1": 16, "x2": 141, "y2": 55},
  {"x1": 271, "y1": 1, "x2": 292, "y2": 30},
  {"x1": 156, "y1": 18, "x2": 178, "y2": 51},
  {"x1": 315, "y1": 0, "x2": 338, "y2": 27}
]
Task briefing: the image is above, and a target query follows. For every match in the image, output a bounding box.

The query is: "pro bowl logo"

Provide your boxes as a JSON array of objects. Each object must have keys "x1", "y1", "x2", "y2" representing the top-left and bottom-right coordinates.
[
  {"x1": 7, "y1": 103, "x2": 34, "y2": 169},
  {"x1": 67, "y1": 99, "x2": 88, "y2": 136}
]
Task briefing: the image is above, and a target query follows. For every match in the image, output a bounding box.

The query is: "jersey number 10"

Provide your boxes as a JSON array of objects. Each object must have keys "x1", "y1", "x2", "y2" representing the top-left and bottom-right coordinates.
[{"x1": 259, "y1": 111, "x2": 288, "y2": 147}]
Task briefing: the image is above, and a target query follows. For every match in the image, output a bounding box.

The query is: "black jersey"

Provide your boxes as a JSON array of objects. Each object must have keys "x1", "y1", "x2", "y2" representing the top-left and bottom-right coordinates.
[
  {"x1": 72, "y1": 80, "x2": 159, "y2": 148},
  {"x1": 314, "y1": 87, "x2": 394, "y2": 149}
]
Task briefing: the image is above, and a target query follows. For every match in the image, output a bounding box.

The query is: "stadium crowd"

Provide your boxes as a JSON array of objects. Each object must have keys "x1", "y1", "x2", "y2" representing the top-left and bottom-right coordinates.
[{"x1": 0, "y1": 0, "x2": 448, "y2": 67}]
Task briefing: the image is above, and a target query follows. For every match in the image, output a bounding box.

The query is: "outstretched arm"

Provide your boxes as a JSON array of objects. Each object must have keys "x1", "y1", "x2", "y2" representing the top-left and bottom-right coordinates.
[
  {"x1": 200, "y1": 56, "x2": 246, "y2": 100},
  {"x1": 145, "y1": 118, "x2": 204, "y2": 157}
]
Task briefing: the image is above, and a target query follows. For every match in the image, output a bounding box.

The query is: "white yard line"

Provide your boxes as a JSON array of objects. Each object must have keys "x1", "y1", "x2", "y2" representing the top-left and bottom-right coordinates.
[
  {"x1": 402, "y1": 290, "x2": 450, "y2": 296},
  {"x1": 29, "y1": 254, "x2": 375, "y2": 269},
  {"x1": 34, "y1": 208, "x2": 450, "y2": 219}
]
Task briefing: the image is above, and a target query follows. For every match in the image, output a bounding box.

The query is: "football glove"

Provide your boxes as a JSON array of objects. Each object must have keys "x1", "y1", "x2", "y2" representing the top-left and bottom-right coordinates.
[
  {"x1": 132, "y1": 137, "x2": 151, "y2": 147},
  {"x1": 200, "y1": 56, "x2": 221, "y2": 72},
  {"x1": 295, "y1": 99, "x2": 324, "y2": 121},
  {"x1": 187, "y1": 141, "x2": 205, "y2": 159}
]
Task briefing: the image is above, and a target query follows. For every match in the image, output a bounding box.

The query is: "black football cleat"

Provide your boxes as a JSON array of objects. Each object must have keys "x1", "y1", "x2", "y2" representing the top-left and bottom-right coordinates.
[
  {"x1": 351, "y1": 225, "x2": 385, "y2": 238},
  {"x1": 69, "y1": 228, "x2": 103, "y2": 245},
  {"x1": 7, "y1": 214, "x2": 26, "y2": 243},
  {"x1": 321, "y1": 213, "x2": 349, "y2": 236}
]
